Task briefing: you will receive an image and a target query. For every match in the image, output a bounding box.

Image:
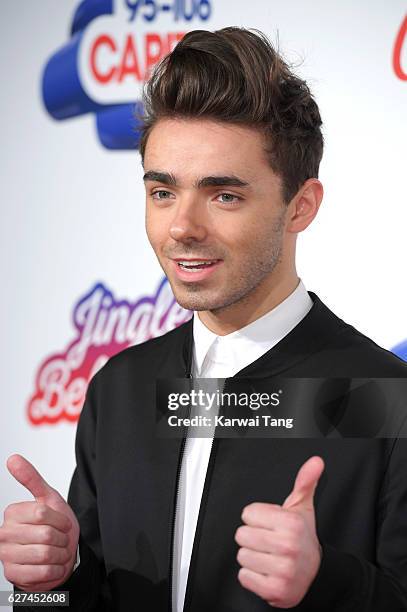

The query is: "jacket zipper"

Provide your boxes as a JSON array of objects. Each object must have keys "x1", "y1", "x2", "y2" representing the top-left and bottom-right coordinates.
[
  {"x1": 168, "y1": 318, "x2": 231, "y2": 612},
  {"x1": 181, "y1": 378, "x2": 227, "y2": 612},
  {"x1": 169, "y1": 372, "x2": 228, "y2": 612},
  {"x1": 168, "y1": 366, "x2": 226, "y2": 612}
]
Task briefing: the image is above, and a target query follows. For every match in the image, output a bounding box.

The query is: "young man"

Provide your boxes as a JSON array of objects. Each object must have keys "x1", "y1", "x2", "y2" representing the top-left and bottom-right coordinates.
[{"x1": 2, "y1": 27, "x2": 407, "y2": 611}]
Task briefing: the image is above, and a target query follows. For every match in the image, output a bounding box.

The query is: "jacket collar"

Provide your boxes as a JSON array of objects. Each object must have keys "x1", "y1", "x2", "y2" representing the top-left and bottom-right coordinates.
[{"x1": 181, "y1": 292, "x2": 348, "y2": 379}]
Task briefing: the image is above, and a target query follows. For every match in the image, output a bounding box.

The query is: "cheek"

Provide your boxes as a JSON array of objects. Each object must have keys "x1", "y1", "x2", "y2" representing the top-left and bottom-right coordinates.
[
  {"x1": 145, "y1": 208, "x2": 164, "y2": 246},
  {"x1": 219, "y1": 217, "x2": 261, "y2": 252}
]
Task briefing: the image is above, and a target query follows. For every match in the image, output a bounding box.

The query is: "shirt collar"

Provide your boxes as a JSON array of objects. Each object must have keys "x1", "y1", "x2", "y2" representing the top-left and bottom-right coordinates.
[{"x1": 192, "y1": 279, "x2": 312, "y2": 375}]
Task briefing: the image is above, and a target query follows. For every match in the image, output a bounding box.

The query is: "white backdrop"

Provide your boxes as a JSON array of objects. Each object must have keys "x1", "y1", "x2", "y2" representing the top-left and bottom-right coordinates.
[{"x1": 1, "y1": 0, "x2": 406, "y2": 603}]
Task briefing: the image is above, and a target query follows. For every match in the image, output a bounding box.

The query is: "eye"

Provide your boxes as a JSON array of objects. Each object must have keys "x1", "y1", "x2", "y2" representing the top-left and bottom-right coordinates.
[
  {"x1": 151, "y1": 190, "x2": 174, "y2": 201},
  {"x1": 216, "y1": 193, "x2": 242, "y2": 206}
]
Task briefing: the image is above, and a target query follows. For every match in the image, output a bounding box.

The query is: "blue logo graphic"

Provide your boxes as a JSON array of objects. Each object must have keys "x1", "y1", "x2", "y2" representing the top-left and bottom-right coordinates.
[
  {"x1": 41, "y1": 0, "x2": 211, "y2": 150},
  {"x1": 392, "y1": 340, "x2": 407, "y2": 362}
]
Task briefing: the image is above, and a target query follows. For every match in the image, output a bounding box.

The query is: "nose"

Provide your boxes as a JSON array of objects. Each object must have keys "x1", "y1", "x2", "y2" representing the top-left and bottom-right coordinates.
[{"x1": 169, "y1": 197, "x2": 207, "y2": 243}]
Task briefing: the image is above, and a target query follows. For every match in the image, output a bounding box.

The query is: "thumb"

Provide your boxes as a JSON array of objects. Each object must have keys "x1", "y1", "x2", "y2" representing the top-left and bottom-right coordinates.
[
  {"x1": 6, "y1": 454, "x2": 60, "y2": 502},
  {"x1": 283, "y1": 455, "x2": 324, "y2": 511}
]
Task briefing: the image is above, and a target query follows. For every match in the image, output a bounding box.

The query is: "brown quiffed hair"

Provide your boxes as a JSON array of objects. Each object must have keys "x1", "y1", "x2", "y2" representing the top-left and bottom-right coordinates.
[{"x1": 138, "y1": 27, "x2": 323, "y2": 204}]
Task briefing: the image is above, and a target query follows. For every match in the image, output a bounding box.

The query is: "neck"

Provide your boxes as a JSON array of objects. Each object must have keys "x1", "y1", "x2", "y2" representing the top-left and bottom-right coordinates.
[{"x1": 197, "y1": 269, "x2": 300, "y2": 336}]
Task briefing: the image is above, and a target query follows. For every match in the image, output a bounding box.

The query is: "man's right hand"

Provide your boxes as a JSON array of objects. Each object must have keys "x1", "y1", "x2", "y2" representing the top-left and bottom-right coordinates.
[{"x1": 0, "y1": 454, "x2": 80, "y2": 592}]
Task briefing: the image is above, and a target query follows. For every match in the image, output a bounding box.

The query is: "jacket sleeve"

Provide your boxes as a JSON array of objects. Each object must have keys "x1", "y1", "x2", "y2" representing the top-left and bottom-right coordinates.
[
  {"x1": 14, "y1": 373, "x2": 112, "y2": 611},
  {"x1": 300, "y1": 434, "x2": 407, "y2": 611}
]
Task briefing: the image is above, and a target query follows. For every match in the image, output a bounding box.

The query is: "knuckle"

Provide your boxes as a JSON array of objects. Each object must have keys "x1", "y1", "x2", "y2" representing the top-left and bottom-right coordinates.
[
  {"x1": 264, "y1": 530, "x2": 276, "y2": 548},
  {"x1": 35, "y1": 504, "x2": 48, "y2": 522},
  {"x1": 62, "y1": 548, "x2": 72, "y2": 563},
  {"x1": 40, "y1": 526, "x2": 54, "y2": 544},
  {"x1": 279, "y1": 558, "x2": 296, "y2": 581},
  {"x1": 281, "y1": 539, "x2": 299, "y2": 558},
  {"x1": 279, "y1": 541, "x2": 290, "y2": 556},
  {"x1": 35, "y1": 545, "x2": 51, "y2": 564},
  {"x1": 289, "y1": 545, "x2": 300, "y2": 560},
  {"x1": 39, "y1": 564, "x2": 57, "y2": 581}
]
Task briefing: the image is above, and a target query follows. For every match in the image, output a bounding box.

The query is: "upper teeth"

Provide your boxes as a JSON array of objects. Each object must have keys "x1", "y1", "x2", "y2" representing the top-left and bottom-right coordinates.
[{"x1": 178, "y1": 260, "x2": 217, "y2": 266}]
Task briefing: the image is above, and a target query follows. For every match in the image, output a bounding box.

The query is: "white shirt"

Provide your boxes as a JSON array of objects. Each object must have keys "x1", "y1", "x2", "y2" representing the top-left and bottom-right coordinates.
[{"x1": 172, "y1": 279, "x2": 313, "y2": 612}]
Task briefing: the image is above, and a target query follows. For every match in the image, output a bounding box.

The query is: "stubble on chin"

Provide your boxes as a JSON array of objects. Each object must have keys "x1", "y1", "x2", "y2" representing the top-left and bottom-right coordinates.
[
  {"x1": 165, "y1": 210, "x2": 286, "y2": 314},
  {"x1": 170, "y1": 248, "x2": 284, "y2": 314}
]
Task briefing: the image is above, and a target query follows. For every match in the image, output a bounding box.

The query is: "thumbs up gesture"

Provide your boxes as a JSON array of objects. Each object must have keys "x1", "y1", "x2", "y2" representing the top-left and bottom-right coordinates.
[
  {"x1": 0, "y1": 454, "x2": 80, "y2": 592},
  {"x1": 235, "y1": 456, "x2": 324, "y2": 608}
]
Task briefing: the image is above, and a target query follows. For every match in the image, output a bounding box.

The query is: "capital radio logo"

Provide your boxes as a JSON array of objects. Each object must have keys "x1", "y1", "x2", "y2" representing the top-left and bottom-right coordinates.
[
  {"x1": 27, "y1": 277, "x2": 192, "y2": 426},
  {"x1": 42, "y1": 0, "x2": 212, "y2": 149}
]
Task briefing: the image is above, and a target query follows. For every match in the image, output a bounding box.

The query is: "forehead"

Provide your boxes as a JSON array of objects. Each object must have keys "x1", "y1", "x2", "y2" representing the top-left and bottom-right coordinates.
[{"x1": 143, "y1": 118, "x2": 273, "y2": 182}]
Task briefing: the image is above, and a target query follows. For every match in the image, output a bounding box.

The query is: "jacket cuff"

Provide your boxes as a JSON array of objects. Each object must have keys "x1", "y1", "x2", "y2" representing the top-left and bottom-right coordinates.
[{"x1": 300, "y1": 541, "x2": 364, "y2": 610}]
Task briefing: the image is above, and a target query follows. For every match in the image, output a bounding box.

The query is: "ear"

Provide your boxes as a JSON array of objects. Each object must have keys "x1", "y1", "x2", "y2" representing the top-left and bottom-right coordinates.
[{"x1": 286, "y1": 178, "x2": 324, "y2": 234}]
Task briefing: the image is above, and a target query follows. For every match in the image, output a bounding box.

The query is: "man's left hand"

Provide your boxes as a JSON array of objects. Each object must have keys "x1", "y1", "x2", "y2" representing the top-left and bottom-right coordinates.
[{"x1": 235, "y1": 455, "x2": 324, "y2": 609}]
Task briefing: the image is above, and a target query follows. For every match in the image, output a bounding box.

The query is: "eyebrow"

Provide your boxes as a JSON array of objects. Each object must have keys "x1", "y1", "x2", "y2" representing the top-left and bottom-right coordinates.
[{"x1": 142, "y1": 170, "x2": 250, "y2": 189}]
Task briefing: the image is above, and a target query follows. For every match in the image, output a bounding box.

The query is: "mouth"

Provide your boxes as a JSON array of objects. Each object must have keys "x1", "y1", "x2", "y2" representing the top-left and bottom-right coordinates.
[{"x1": 171, "y1": 258, "x2": 223, "y2": 282}]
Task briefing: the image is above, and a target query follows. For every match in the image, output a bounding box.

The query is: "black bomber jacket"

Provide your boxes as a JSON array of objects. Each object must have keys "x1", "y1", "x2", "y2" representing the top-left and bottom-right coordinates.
[{"x1": 15, "y1": 292, "x2": 407, "y2": 611}]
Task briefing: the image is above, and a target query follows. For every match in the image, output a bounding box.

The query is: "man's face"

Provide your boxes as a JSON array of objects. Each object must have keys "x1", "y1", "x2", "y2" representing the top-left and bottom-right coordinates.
[{"x1": 144, "y1": 118, "x2": 289, "y2": 313}]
